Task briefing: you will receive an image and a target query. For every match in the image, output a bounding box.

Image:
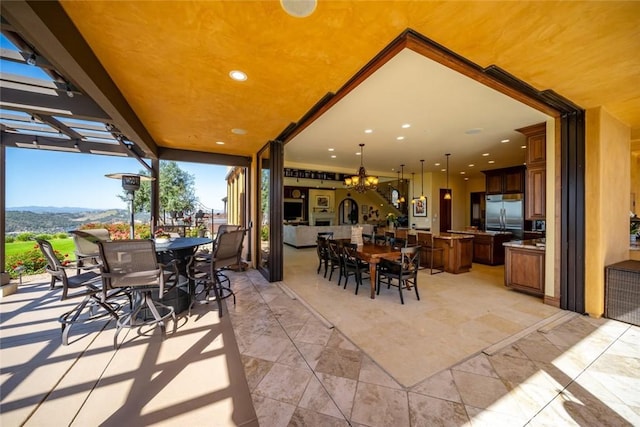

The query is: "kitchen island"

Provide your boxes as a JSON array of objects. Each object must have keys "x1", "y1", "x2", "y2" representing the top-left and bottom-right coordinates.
[
  {"x1": 448, "y1": 230, "x2": 513, "y2": 265},
  {"x1": 503, "y1": 239, "x2": 545, "y2": 297},
  {"x1": 433, "y1": 234, "x2": 474, "y2": 274}
]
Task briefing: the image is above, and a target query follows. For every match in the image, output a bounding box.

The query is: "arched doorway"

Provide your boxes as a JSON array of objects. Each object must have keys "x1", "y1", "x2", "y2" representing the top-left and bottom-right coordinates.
[{"x1": 338, "y1": 198, "x2": 359, "y2": 225}]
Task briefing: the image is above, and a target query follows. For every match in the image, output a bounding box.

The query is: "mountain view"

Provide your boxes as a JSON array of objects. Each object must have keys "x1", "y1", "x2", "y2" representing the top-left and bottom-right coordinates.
[{"x1": 5, "y1": 207, "x2": 137, "y2": 235}]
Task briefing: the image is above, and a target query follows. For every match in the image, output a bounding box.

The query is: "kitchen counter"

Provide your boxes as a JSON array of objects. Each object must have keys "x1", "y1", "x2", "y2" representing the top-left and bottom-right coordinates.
[
  {"x1": 449, "y1": 230, "x2": 514, "y2": 266},
  {"x1": 447, "y1": 230, "x2": 512, "y2": 236},
  {"x1": 503, "y1": 238, "x2": 546, "y2": 251},
  {"x1": 504, "y1": 239, "x2": 546, "y2": 297},
  {"x1": 433, "y1": 235, "x2": 474, "y2": 273}
]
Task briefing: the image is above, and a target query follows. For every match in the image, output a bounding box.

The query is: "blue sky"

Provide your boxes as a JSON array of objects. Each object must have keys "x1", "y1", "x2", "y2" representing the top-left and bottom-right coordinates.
[
  {"x1": 2, "y1": 34, "x2": 229, "y2": 212},
  {"x1": 6, "y1": 148, "x2": 230, "y2": 211}
]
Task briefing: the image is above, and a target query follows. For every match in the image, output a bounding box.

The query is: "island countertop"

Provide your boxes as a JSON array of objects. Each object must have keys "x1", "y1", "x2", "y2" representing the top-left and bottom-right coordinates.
[
  {"x1": 436, "y1": 234, "x2": 475, "y2": 240},
  {"x1": 447, "y1": 230, "x2": 513, "y2": 236},
  {"x1": 503, "y1": 239, "x2": 546, "y2": 251}
]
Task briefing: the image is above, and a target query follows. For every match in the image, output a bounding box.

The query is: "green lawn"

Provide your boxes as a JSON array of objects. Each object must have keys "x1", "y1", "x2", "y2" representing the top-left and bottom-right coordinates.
[{"x1": 5, "y1": 238, "x2": 77, "y2": 260}]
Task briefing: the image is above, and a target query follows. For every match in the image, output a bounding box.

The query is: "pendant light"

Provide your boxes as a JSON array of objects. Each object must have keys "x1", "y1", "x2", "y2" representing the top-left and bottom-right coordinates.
[
  {"x1": 411, "y1": 172, "x2": 416, "y2": 204},
  {"x1": 344, "y1": 143, "x2": 378, "y2": 193},
  {"x1": 419, "y1": 159, "x2": 426, "y2": 201},
  {"x1": 444, "y1": 153, "x2": 452, "y2": 200},
  {"x1": 398, "y1": 164, "x2": 406, "y2": 203}
]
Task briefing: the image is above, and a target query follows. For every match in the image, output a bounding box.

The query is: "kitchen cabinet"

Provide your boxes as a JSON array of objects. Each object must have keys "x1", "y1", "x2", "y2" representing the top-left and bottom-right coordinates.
[
  {"x1": 504, "y1": 243, "x2": 545, "y2": 297},
  {"x1": 434, "y1": 235, "x2": 474, "y2": 274},
  {"x1": 483, "y1": 166, "x2": 525, "y2": 195},
  {"x1": 517, "y1": 122, "x2": 546, "y2": 220},
  {"x1": 448, "y1": 231, "x2": 513, "y2": 265},
  {"x1": 525, "y1": 166, "x2": 546, "y2": 219},
  {"x1": 518, "y1": 123, "x2": 546, "y2": 166}
]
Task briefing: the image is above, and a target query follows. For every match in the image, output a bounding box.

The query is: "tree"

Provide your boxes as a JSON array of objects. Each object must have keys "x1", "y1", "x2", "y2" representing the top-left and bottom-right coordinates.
[{"x1": 119, "y1": 161, "x2": 198, "y2": 221}]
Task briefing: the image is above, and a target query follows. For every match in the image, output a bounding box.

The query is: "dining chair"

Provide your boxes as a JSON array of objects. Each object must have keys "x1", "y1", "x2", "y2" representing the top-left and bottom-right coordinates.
[
  {"x1": 376, "y1": 245, "x2": 421, "y2": 304},
  {"x1": 36, "y1": 238, "x2": 121, "y2": 345},
  {"x1": 70, "y1": 228, "x2": 111, "y2": 276},
  {"x1": 341, "y1": 243, "x2": 370, "y2": 295},
  {"x1": 98, "y1": 239, "x2": 179, "y2": 349},
  {"x1": 316, "y1": 235, "x2": 330, "y2": 277},
  {"x1": 416, "y1": 232, "x2": 445, "y2": 274},
  {"x1": 189, "y1": 229, "x2": 246, "y2": 316},
  {"x1": 326, "y1": 239, "x2": 344, "y2": 285}
]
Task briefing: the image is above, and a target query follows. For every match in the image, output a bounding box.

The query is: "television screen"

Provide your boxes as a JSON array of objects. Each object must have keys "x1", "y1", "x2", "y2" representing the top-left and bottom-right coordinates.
[{"x1": 284, "y1": 201, "x2": 303, "y2": 220}]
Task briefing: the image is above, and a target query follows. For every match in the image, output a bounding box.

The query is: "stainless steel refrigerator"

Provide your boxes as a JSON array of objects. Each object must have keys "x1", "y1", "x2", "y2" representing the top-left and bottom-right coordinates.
[{"x1": 485, "y1": 194, "x2": 524, "y2": 239}]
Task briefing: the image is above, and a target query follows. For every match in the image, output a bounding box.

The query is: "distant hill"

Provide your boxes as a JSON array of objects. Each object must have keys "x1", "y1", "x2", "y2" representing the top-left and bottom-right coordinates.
[
  {"x1": 6, "y1": 206, "x2": 108, "y2": 214},
  {"x1": 5, "y1": 209, "x2": 139, "y2": 234}
]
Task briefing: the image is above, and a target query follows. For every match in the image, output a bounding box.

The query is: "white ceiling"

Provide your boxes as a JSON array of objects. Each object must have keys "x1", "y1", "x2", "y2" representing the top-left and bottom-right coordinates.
[{"x1": 285, "y1": 48, "x2": 551, "y2": 180}]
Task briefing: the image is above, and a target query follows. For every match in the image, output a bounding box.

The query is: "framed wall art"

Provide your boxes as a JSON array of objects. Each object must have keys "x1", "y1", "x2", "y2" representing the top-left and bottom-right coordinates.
[{"x1": 413, "y1": 198, "x2": 427, "y2": 217}]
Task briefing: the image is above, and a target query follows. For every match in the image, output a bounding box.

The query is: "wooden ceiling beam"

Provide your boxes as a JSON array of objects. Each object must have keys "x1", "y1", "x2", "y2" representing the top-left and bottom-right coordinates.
[{"x1": 1, "y1": 0, "x2": 159, "y2": 159}]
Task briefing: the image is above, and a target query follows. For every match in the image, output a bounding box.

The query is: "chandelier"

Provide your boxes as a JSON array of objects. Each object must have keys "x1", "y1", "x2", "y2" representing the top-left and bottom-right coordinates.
[{"x1": 344, "y1": 144, "x2": 378, "y2": 193}]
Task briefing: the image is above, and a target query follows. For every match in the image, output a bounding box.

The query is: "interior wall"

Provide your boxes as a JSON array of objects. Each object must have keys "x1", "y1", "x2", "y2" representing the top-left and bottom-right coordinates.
[
  {"x1": 464, "y1": 177, "x2": 486, "y2": 227},
  {"x1": 585, "y1": 107, "x2": 631, "y2": 317},
  {"x1": 631, "y1": 151, "x2": 640, "y2": 216}
]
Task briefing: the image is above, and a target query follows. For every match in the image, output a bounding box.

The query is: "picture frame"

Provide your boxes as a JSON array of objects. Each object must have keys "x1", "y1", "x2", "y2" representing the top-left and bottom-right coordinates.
[
  {"x1": 316, "y1": 195, "x2": 330, "y2": 208},
  {"x1": 412, "y1": 197, "x2": 427, "y2": 217}
]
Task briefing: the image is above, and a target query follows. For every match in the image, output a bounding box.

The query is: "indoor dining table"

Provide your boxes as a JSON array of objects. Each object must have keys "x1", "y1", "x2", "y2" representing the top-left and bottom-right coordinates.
[{"x1": 356, "y1": 243, "x2": 403, "y2": 299}]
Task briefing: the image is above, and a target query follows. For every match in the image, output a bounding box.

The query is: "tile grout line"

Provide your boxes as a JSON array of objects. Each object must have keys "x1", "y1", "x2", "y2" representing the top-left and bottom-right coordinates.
[
  {"x1": 241, "y1": 274, "x2": 354, "y2": 425},
  {"x1": 483, "y1": 310, "x2": 576, "y2": 356},
  {"x1": 523, "y1": 321, "x2": 632, "y2": 425}
]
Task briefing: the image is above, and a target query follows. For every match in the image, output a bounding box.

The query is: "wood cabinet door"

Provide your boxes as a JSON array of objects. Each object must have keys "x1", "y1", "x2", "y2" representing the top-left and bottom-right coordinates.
[
  {"x1": 504, "y1": 168, "x2": 525, "y2": 193},
  {"x1": 473, "y1": 240, "x2": 492, "y2": 264},
  {"x1": 526, "y1": 166, "x2": 546, "y2": 219},
  {"x1": 485, "y1": 173, "x2": 503, "y2": 194},
  {"x1": 526, "y1": 133, "x2": 546, "y2": 165},
  {"x1": 505, "y1": 247, "x2": 544, "y2": 295}
]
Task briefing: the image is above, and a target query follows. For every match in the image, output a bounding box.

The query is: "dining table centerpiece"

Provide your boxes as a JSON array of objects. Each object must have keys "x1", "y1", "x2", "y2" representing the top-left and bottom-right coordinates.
[
  {"x1": 386, "y1": 212, "x2": 398, "y2": 230},
  {"x1": 154, "y1": 229, "x2": 171, "y2": 244}
]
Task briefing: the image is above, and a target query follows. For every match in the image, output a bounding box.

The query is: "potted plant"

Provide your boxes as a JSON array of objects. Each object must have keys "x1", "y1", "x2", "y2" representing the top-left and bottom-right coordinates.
[
  {"x1": 154, "y1": 228, "x2": 171, "y2": 244},
  {"x1": 386, "y1": 212, "x2": 398, "y2": 230}
]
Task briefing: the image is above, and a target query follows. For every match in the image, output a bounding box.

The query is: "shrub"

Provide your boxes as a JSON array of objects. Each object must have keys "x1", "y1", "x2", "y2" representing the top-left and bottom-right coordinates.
[
  {"x1": 35, "y1": 233, "x2": 54, "y2": 241},
  {"x1": 6, "y1": 243, "x2": 70, "y2": 278},
  {"x1": 54, "y1": 232, "x2": 70, "y2": 239},
  {"x1": 5, "y1": 235, "x2": 15, "y2": 243},
  {"x1": 78, "y1": 222, "x2": 151, "y2": 240},
  {"x1": 15, "y1": 232, "x2": 36, "y2": 242}
]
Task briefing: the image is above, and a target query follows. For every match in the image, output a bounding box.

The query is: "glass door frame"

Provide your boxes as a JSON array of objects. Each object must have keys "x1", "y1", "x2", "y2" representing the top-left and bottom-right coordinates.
[{"x1": 256, "y1": 140, "x2": 283, "y2": 282}]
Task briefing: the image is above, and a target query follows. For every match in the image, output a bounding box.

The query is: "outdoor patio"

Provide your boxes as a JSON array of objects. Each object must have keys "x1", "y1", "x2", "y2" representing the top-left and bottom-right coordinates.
[{"x1": 1, "y1": 266, "x2": 639, "y2": 426}]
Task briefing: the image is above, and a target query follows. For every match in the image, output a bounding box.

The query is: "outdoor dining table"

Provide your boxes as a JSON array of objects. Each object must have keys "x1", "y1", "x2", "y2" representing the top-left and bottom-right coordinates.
[
  {"x1": 154, "y1": 237, "x2": 213, "y2": 314},
  {"x1": 356, "y1": 243, "x2": 403, "y2": 299}
]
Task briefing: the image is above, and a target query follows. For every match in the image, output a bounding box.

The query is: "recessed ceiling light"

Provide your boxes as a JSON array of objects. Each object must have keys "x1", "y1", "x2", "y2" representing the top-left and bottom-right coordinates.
[
  {"x1": 460, "y1": 171, "x2": 465, "y2": 175},
  {"x1": 465, "y1": 128, "x2": 483, "y2": 135},
  {"x1": 402, "y1": 123, "x2": 411, "y2": 128},
  {"x1": 488, "y1": 160, "x2": 495, "y2": 164},
  {"x1": 396, "y1": 136, "x2": 405, "y2": 141},
  {"x1": 216, "y1": 141, "x2": 225, "y2": 145},
  {"x1": 231, "y1": 128, "x2": 247, "y2": 135},
  {"x1": 441, "y1": 168, "x2": 446, "y2": 172},
  {"x1": 280, "y1": 0, "x2": 317, "y2": 18},
  {"x1": 435, "y1": 162, "x2": 440, "y2": 166},
  {"x1": 356, "y1": 152, "x2": 361, "y2": 155},
  {"x1": 229, "y1": 70, "x2": 247, "y2": 81},
  {"x1": 521, "y1": 145, "x2": 527, "y2": 149},
  {"x1": 464, "y1": 177, "x2": 469, "y2": 181},
  {"x1": 501, "y1": 139, "x2": 510, "y2": 143},
  {"x1": 330, "y1": 155, "x2": 336, "y2": 158},
  {"x1": 468, "y1": 164, "x2": 475, "y2": 167},
  {"x1": 482, "y1": 153, "x2": 490, "y2": 156},
  {"x1": 364, "y1": 129, "x2": 373, "y2": 134},
  {"x1": 328, "y1": 148, "x2": 334, "y2": 151}
]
